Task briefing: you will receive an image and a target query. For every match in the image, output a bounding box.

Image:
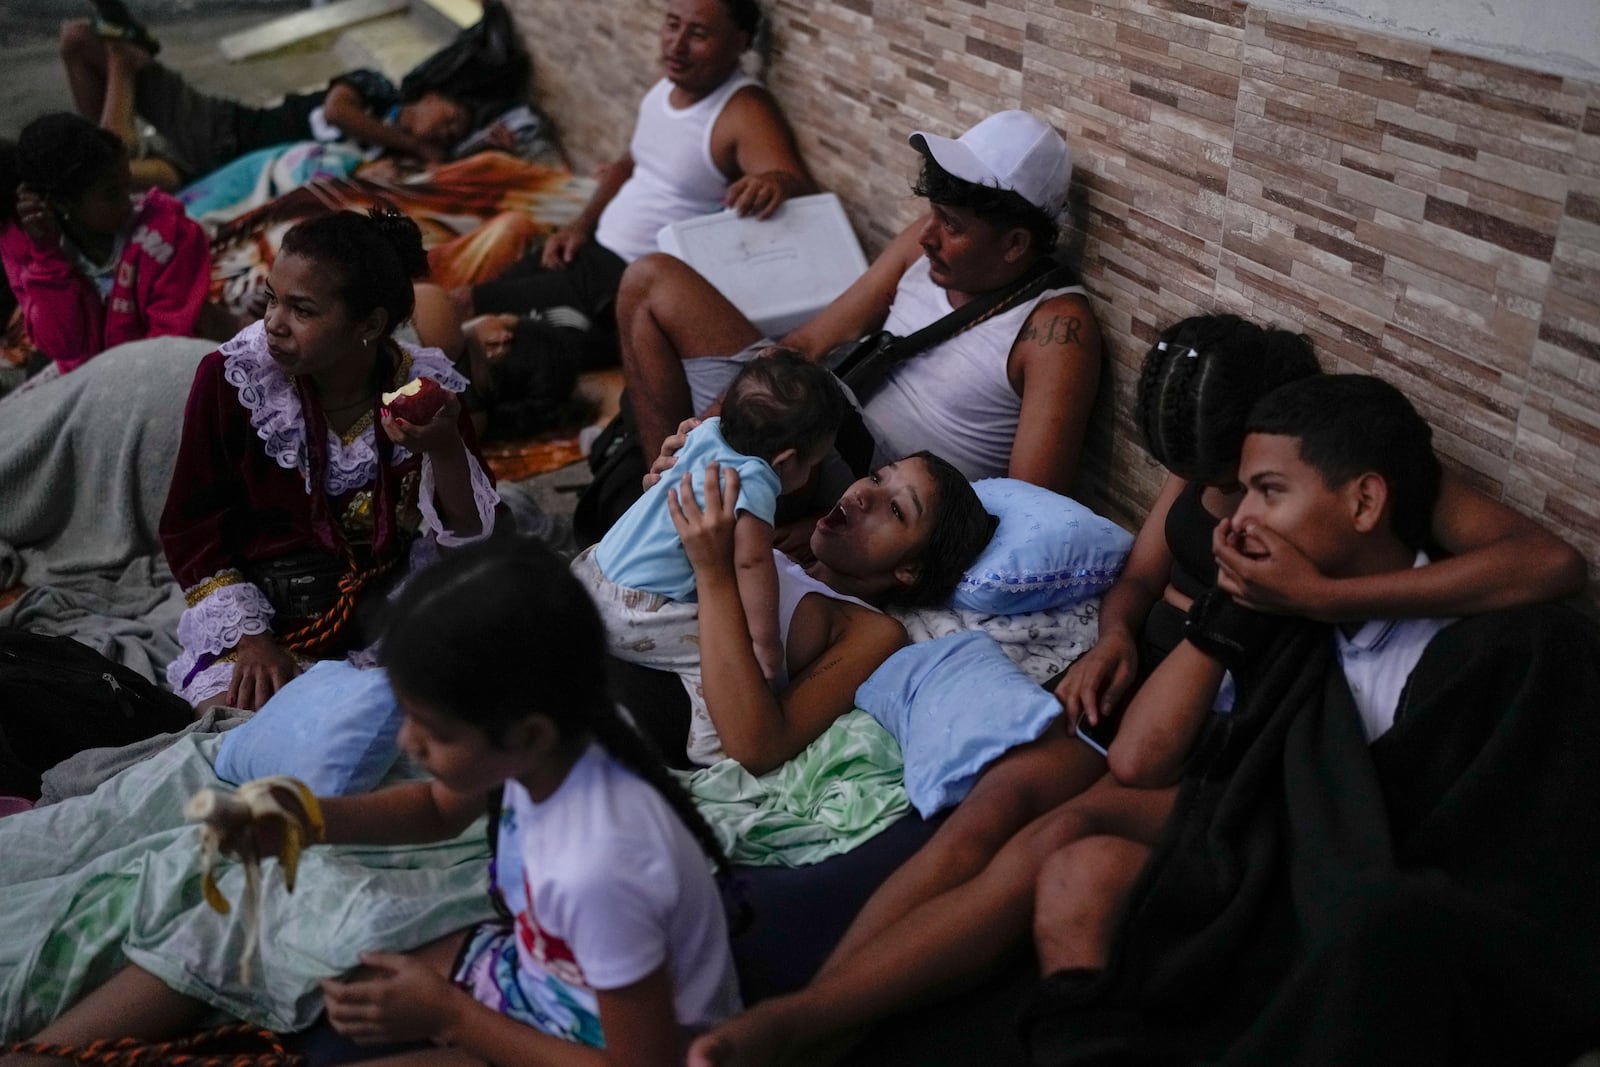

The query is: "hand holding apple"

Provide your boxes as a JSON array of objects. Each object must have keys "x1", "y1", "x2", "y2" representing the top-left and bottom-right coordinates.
[
  {"x1": 381, "y1": 377, "x2": 462, "y2": 456},
  {"x1": 381, "y1": 376, "x2": 449, "y2": 424}
]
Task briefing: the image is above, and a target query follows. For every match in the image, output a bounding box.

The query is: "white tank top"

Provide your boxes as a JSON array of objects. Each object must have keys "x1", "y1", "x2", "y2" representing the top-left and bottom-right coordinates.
[
  {"x1": 862, "y1": 256, "x2": 1088, "y2": 481},
  {"x1": 593, "y1": 73, "x2": 760, "y2": 263},
  {"x1": 684, "y1": 551, "x2": 878, "y2": 766}
]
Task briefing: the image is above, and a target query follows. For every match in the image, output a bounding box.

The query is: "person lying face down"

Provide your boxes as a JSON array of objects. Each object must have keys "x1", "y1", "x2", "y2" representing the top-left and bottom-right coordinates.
[
  {"x1": 635, "y1": 423, "x2": 995, "y2": 774},
  {"x1": 681, "y1": 366, "x2": 1588, "y2": 1067},
  {"x1": 577, "y1": 351, "x2": 846, "y2": 703}
]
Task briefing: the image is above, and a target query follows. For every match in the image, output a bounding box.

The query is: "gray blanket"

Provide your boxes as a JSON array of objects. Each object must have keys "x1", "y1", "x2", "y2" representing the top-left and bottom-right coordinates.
[{"x1": 0, "y1": 338, "x2": 212, "y2": 680}]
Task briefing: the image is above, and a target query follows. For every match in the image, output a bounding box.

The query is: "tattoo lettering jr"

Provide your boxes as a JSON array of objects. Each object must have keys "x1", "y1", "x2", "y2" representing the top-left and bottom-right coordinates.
[{"x1": 1021, "y1": 315, "x2": 1084, "y2": 346}]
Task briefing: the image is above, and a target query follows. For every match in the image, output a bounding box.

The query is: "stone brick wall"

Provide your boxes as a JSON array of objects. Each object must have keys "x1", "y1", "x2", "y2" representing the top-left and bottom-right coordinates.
[{"x1": 506, "y1": 0, "x2": 1600, "y2": 591}]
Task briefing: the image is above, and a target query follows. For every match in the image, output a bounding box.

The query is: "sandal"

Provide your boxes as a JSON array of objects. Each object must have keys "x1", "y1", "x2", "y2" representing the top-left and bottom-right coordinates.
[{"x1": 88, "y1": 0, "x2": 161, "y2": 57}]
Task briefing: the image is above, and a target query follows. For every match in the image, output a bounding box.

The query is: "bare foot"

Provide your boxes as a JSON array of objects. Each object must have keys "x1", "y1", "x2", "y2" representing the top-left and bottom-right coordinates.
[{"x1": 104, "y1": 38, "x2": 151, "y2": 74}]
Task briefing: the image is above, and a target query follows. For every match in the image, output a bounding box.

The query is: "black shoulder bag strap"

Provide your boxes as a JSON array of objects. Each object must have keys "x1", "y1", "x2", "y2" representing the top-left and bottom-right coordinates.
[{"x1": 828, "y1": 256, "x2": 1076, "y2": 475}]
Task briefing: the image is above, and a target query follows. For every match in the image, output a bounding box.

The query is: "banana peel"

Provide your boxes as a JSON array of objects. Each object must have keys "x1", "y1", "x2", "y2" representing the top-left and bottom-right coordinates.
[{"x1": 184, "y1": 776, "x2": 325, "y2": 981}]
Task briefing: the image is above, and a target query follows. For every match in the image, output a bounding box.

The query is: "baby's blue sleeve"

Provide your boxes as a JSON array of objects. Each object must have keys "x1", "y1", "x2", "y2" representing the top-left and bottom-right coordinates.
[{"x1": 733, "y1": 457, "x2": 781, "y2": 526}]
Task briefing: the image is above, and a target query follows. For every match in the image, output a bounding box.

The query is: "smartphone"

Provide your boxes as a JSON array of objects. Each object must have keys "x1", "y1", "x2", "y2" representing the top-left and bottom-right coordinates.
[{"x1": 1074, "y1": 715, "x2": 1115, "y2": 757}]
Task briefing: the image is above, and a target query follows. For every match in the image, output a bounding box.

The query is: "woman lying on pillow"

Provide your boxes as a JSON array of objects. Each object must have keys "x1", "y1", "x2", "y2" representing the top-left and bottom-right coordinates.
[
  {"x1": 689, "y1": 312, "x2": 1590, "y2": 1066},
  {"x1": 638, "y1": 421, "x2": 995, "y2": 775}
]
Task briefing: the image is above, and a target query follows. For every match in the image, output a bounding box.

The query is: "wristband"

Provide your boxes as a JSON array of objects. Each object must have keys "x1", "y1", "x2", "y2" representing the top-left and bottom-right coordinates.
[{"x1": 1182, "y1": 586, "x2": 1277, "y2": 671}]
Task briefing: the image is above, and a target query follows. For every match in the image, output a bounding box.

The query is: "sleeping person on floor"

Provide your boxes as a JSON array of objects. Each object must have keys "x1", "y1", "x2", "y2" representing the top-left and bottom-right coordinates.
[{"x1": 59, "y1": 5, "x2": 474, "y2": 192}]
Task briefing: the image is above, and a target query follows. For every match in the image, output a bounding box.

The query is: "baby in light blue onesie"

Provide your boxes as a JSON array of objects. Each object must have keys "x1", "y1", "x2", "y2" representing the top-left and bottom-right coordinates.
[{"x1": 588, "y1": 350, "x2": 845, "y2": 683}]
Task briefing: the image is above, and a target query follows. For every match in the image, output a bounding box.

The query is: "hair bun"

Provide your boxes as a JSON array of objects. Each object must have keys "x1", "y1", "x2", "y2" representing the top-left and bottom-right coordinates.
[{"x1": 365, "y1": 206, "x2": 429, "y2": 280}]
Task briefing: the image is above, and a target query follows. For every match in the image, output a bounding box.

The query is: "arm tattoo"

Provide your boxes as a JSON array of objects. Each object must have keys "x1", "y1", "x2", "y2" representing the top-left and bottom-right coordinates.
[{"x1": 1020, "y1": 315, "x2": 1084, "y2": 346}]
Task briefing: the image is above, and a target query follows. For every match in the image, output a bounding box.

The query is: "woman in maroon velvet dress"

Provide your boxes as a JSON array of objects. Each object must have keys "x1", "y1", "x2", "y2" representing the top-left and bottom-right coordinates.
[{"x1": 159, "y1": 209, "x2": 499, "y2": 712}]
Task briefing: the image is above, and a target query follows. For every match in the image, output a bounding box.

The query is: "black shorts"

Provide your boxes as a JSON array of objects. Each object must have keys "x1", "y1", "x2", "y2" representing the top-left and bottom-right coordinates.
[
  {"x1": 469, "y1": 240, "x2": 628, "y2": 372},
  {"x1": 134, "y1": 62, "x2": 244, "y2": 178},
  {"x1": 135, "y1": 63, "x2": 317, "y2": 178}
]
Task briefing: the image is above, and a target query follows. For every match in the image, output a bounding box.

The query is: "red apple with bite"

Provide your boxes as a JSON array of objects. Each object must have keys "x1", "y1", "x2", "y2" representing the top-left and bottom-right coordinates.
[{"x1": 381, "y1": 376, "x2": 449, "y2": 424}]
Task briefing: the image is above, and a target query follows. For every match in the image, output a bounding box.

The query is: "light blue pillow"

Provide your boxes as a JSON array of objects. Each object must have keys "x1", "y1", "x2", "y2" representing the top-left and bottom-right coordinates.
[
  {"x1": 214, "y1": 660, "x2": 403, "y2": 795},
  {"x1": 857, "y1": 631, "x2": 1063, "y2": 817},
  {"x1": 951, "y1": 478, "x2": 1134, "y2": 614}
]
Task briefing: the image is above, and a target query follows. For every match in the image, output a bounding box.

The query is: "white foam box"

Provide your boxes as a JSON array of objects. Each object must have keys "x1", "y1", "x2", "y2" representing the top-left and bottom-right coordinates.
[{"x1": 656, "y1": 192, "x2": 869, "y2": 339}]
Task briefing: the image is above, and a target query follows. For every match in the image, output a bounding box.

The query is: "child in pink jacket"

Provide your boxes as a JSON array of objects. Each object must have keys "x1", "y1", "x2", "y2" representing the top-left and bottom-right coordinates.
[{"x1": 1, "y1": 112, "x2": 210, "y2": 374}]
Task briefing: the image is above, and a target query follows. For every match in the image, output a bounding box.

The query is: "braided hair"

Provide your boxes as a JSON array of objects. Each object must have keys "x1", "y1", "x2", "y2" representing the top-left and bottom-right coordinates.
[
  {"x1": 1134, "y1": 313, "x2": 1319, "y2": 485},
  {"x1": 7, "y1": 112, "x2": 124, "y2": 223},
  {"x1": 378, "y1": 537, "x2": 742, "y2": 911},
  {"x1": 278, "y1": 208, "x2": 429, "y2": 338}
]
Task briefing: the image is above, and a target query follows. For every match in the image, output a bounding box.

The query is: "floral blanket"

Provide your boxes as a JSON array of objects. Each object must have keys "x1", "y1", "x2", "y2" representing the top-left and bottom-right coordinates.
[{"x1": 208, "y1": 152, "x2": 594, "y2": 319}]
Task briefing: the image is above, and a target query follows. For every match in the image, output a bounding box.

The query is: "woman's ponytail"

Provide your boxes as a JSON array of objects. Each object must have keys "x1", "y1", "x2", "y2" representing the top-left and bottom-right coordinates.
[{"x1": 367, "y1": 207, "x2": 429, "y2": 281}]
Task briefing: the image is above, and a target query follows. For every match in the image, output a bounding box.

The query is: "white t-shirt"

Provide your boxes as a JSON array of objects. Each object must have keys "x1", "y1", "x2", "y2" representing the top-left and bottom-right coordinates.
[{"x1": 495, "y1": 744, "x2": 741, "y2": 1036}]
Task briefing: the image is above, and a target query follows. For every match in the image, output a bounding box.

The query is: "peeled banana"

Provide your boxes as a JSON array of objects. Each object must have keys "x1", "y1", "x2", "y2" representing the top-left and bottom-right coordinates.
[{"x1": 185, "y1": 775, "x2": 325, "y2": 982}]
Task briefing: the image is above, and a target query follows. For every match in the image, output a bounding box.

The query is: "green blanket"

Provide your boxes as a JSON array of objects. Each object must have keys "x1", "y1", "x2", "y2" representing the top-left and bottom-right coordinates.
[
  {"x1": 0, "y1": 734, "x2": 494, "y2": 1038},
  {"x1": 680, "y1": 710, "x2": 910, "y2": 868}
]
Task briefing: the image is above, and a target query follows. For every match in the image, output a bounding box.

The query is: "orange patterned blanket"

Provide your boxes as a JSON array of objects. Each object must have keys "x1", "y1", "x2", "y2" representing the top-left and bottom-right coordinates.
[{"x1": 210, "y1": 152, "x2": 593, "y2": 318}]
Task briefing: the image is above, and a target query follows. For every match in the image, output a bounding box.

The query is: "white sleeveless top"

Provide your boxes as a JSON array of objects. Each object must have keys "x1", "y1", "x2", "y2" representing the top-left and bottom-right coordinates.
[
  {"x1": 594, "y1": 73, "x2": 760, "y2": 263},
  {"x1": 862, "y1": 256, "x2": 1088, "y2": 481},
  {"x1": 685, "y1": 550, "x2": 878, "y2": 766}
]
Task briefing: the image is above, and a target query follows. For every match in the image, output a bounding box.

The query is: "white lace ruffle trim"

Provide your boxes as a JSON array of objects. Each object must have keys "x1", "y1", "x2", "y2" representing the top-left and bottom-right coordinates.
[
  {"x1": 220, "y1": 321, "x2": 469, "y2": 496},
  {"x1": 420, "y1": 451, "x2": 500, "y2": 547},
  {"x1": 176, "y1": 579, "x2": 275, "y2": 658},
  {"x1": 167, "y1": 656, "x2": 236, "y2": 706}
]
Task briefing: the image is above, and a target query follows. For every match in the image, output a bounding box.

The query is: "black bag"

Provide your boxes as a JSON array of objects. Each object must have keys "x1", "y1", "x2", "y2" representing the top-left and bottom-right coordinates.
[
  {"x1": 0, "y1": 629, "x2": 193, "y2": 798},
  {"x1": 823, "y1": 329, "x2": 900, "y2": 401},
  {"x1": 572, "y1": 402, "x2": 647, "y2": 548},
  {"x1": 399, "y1": 0, "x2": 530, "y2": 121},
  {"x1": 822, "y1": 258, "x2": 1078, "y2": 405},
  {"x1": 241, "y1": 550, "x2": 346, "y2": 624}
]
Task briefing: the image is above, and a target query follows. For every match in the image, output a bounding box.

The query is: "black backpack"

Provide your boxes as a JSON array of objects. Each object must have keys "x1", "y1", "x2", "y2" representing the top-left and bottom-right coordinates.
[
  {"x1": 0, "y1": 629, "x2": 193, "y2": 799},
  {"x1": 571, "y1": 402, "x2": 647, "y2": 548},
  {"x1": 399, "y1": 0, "x2": 531, "y2": 126}
]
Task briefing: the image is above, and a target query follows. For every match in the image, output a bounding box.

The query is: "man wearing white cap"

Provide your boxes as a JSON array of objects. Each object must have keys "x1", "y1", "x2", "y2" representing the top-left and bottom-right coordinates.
[{"x1": 615, "y1": 108, "x2": 1102, "y2": 504}]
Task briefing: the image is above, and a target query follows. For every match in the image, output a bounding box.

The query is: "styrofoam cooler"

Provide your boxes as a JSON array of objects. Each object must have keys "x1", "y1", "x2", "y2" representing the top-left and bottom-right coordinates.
[{"x1": 656, "y1": 192, "x2": 869, "y2": 339}]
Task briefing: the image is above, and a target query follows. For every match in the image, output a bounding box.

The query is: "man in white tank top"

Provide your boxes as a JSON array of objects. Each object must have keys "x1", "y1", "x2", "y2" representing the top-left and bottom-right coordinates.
[
  {"x1": 616, "y1": 108, "x2": 1104, "y2": 504},
  {"x1": 450, "y1": 0, "x2": 813, "y2": 389}
]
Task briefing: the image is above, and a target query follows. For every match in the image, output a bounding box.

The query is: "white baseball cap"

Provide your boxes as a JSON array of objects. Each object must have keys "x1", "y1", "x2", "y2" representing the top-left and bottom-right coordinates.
[{"x1": 909, "y1": 110, "x2": 1072, "y2": 220}]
